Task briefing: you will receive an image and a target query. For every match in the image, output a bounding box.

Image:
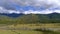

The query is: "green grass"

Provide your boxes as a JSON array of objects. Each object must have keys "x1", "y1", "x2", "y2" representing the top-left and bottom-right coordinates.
[
  {"x1": 0, "y1": 23, "x2": 60, "y2": 34},
  {"x1": 0, "y1": 30, "x2": 42, "y2": 34},
  {"x1": 0, "y1": 30, "x2": 60, "y2": 34},
  {"x1": 9, "y1": 23, "x2": 60, "y2": 29}
]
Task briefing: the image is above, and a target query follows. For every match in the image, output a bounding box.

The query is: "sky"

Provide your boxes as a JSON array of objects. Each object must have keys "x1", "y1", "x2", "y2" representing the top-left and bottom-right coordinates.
[{"x1": 0, "y1": 0, "x2": 60, "y2": 14}]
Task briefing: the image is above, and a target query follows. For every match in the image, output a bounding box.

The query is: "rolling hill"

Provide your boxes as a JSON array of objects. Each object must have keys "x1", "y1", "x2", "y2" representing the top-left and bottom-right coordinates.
[{"x1": 0, "y1": 13, "x2": 60, "y2": 24}]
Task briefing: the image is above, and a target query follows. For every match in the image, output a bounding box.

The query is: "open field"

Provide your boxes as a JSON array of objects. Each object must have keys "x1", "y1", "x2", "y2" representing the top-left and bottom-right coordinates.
[
  {"x1": 0, "y1": 29, "x2": 60, "y2": 34},
  {"x1": 9, "y1": 23, "x2": 60, "y2": 30},
  {"x1": 0, "y1": 30, "x2": 42, "y2": 34},
  {"x1": 0, "y1": 23, "x2": 60, "y2": 34}
]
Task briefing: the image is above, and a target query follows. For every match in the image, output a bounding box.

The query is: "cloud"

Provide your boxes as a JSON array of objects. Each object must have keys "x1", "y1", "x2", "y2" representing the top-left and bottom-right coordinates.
[
  {"x1": 0, "y1": 0, "x2": 60, "y2": 14},
  {"x1": 0, "y1": 7, "x2": 20, "y2": 14},
  {"x1": 22, "y1": 9, "x2": 53, "y2": 14},
  {"x1": 0, "y1": 6, "x2": 60, "y2": 14},
  {"x1": 0, "y1": 0, "x2": 60, "y2": 10},
  {"x1": 22, "y1": 9, "x2": 60, "y2": 14}
]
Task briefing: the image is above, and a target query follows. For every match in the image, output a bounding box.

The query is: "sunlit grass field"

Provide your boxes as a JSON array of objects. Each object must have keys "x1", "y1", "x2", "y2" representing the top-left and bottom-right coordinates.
[
  {"x1": 0, "y1": 30, "x2": 60, "y2": 34},
  {"x1": 0, "y1": 30, "x2": 42, "y2": 34},
  {"x1": 9, "y1": 23, "x2": 60, "y2": 29},
  {"x1": 0, "y1": 23, "x2": 60, "y2": 34}
]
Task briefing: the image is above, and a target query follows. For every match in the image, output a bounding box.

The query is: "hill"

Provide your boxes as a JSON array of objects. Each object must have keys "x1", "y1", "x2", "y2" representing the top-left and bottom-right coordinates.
[
  {"x1": 0, "y1": 13, "x2": 24, "y2": 18},
  {"x1": 16, "y1": 13, "x2": 60, "y2": 24},
  {"x1": 0, "y1": 13, "x2": 60, "y2": 24}
]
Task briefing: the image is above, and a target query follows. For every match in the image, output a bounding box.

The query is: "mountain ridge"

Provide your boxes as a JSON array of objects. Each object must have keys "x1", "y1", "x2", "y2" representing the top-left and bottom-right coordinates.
[
  {"x1": 0, "y1": 12, "x2": 60, "y2": 24},
  {"x1": 0, "y1": 12, "x2": 60, "y2": 17}
]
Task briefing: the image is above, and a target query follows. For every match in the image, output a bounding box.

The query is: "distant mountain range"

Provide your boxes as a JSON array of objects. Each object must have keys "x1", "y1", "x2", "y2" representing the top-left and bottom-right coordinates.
[
  {"x1": 18, "y1": 13, "x2": 60, "y2": 23},
  {"x1": 0, "y1": 13, "x2": 60, "y2": 24},
  {"x1": 0, "y1": 12, "x2": 60, "y2": 18},
  {"x1": 0, "y1": 13, "x2": 24, "y2": 17}
]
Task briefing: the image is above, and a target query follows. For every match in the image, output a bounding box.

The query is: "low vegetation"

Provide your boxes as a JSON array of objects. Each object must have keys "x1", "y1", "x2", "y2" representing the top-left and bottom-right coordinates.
[
  {"x1": 0, "y1": 13, "x2": 60, "y2": 24},
  {"x1": 0, "y1": 13, "x2": 60, "y2": 34}
]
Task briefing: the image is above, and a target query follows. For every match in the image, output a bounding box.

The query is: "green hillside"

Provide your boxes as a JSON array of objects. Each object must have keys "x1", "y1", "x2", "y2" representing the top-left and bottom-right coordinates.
[{"x1": 0, "y1": 13, "x2": 60, "y2": 24}]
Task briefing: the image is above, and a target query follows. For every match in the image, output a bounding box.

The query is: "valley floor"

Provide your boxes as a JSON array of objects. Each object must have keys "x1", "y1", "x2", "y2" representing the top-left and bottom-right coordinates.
[{"x1": 0, "y1": 23, "x2": 60, "y2": 34}]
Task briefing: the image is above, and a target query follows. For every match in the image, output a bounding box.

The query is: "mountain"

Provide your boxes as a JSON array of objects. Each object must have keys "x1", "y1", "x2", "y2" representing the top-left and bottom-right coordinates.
[
  {"x1": 36, "y1": 13, "x2": 60, "y2": 23},
  {"x1": 0, "y1": 13, "x2": 60, "y2": 24},
  {"x1": 47, "y1": 13, "x2": 60, "y2": 19},
  {"x1": 0, "y1": 13, "x2": 24, "y2": 18},
  {"x1": 16, "y1": 13, "x2": 60, "y2": 23}
]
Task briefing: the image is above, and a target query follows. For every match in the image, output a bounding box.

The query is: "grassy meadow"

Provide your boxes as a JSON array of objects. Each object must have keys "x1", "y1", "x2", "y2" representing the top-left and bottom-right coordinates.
[{"x1": 0, "y1": 23, "x2": 60, "y2": 34}]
